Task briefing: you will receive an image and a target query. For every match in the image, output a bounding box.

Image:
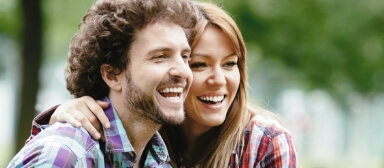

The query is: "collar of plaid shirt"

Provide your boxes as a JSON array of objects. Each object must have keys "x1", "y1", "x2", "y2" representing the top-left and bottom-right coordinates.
[
  {"x1": 9, "y1": 96, "x2": 171, "y2": 168},
  {"x1": 100, "y1": 96, "x2": 170, "y2": 165}
]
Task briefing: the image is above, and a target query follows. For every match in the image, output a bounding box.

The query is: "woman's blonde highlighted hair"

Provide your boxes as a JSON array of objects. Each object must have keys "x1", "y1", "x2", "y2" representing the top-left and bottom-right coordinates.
[
  {"x1": 161, "y1": 2, "x2": 254, "y2": 167},
  {"x1": 190, "y1": 2, "x2": 253, "y2": 167}
]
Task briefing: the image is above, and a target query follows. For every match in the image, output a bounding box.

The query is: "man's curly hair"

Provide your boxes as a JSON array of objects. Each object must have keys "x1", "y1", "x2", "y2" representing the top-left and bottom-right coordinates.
[{"x1": 65, "y1": 0, "x2": 197, "y2": 99}]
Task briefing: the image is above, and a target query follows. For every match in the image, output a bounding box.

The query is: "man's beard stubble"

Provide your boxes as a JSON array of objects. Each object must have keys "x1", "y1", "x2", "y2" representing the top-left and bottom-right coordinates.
[{"x1": 123, "y1": 71, "x2": 185, "y2": 125}]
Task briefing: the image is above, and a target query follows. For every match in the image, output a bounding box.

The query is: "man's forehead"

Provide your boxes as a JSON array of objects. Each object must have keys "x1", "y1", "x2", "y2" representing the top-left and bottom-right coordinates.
[
  {"x1": 131, "y1": 22, "x2": 190, "y2": 51},
  {"x1": 135, "y1": 21, "x2": 185, "y2": 35}
]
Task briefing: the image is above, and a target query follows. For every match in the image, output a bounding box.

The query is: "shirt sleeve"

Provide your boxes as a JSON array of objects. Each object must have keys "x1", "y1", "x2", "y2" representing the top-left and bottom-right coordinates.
[
  {"x1": 25, "y1": 105, "x2": 59, "y2": 144},
  {"x1": 8, "y1": 137, "x2": 78, "y2": 167},
  {"x1": 239, "y1": 116, "x2": 299, "y2": 168},
  {"x1": 259, "y1": 132, "x2": 298, "y2": 168}
]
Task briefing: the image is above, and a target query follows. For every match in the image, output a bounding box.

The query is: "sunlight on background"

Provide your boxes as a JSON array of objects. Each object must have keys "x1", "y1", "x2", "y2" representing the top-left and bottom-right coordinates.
[
  {"x1": 0, "y1": 36, "x2": 72, "y2": 166},
  {"x1": 276, "y1": 89, "x2": 384, "y2": 167}
]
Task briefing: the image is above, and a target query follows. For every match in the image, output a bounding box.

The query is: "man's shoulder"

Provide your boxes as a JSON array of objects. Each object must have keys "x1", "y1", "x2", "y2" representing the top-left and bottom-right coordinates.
[
  {"x1": 8, "y1": 123, "x2": 102, "y2": 167},
  {"x1": 34, "y1": 122, "x2": 100, "y2": 154}
]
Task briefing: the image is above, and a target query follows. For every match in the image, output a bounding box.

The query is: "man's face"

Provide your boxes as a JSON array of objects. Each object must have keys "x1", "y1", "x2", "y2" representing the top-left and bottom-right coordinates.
[{"x1": 123, "y1": 22, "x2": 192, "y2": 125}]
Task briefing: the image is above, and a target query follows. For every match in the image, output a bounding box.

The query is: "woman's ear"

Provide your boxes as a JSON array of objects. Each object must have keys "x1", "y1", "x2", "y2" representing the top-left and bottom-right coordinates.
[{"x1": 100, "y1": 64, "x2": 123, "y2": 92}]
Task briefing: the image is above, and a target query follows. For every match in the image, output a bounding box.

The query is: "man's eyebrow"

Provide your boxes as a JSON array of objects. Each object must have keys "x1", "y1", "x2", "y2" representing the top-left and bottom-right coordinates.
[
  {"x1": 182, "y1": 47, "x2": 192, "y2": 53},
  {"x1": 147, "y1": 46, "x2": 191, "y2": 55}
]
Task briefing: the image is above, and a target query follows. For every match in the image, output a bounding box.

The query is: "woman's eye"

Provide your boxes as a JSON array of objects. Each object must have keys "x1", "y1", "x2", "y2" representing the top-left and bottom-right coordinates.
[
  {"x1": 189, "y1": 62, "x2": 207, "y2": 68},
  {"x1": 224, "y1": 61, "x2": 237, "y2": 67}
]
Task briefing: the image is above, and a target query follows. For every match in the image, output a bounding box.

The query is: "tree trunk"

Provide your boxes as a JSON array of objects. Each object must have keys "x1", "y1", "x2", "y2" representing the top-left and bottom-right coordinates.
[{"x1": 15, "y1": 0, "x2": 42, "y2": 152}]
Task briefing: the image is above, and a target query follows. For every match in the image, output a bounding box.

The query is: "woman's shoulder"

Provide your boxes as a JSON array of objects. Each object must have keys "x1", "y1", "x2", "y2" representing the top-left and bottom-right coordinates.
[
  {"x1": 234, "y1": 105, "x2": 299, "y2": 167},
  {"x1": 245, "y1": 105, "x2": 291, "y2": 139}
]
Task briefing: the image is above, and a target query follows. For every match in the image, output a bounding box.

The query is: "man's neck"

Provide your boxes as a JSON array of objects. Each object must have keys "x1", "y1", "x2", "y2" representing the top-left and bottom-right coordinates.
[
  {"x1": 120, "y1": 110, "x2": 161, "y2": 154},
  {"x1": 109, "y1": 94, "x2": 161, "y2": 163}
]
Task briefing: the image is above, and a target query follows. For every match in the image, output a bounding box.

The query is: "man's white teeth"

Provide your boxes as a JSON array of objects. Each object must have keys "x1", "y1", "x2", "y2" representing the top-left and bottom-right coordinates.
[
  {"x1": 166, "y1": 96, "x2": 179, "y2": 101},
  {"x1": 159, "y1": 87, "x2": 182, "y2": 101},
  {"x1": 199, "y1": 96, "x2": 224, "y2": 102},
  {"x1": 159, "y1": 87, "x2": 183, "y2": 93}
]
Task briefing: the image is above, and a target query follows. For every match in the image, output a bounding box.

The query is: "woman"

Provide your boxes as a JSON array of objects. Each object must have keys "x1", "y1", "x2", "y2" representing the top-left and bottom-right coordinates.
[{"x1": 28, "y1": 2, "x2": 298, "y2": 167}]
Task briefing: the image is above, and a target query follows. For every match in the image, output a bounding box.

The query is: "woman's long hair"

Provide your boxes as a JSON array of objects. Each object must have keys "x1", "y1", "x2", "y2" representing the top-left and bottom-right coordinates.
[{"x1": 188, "y1": 3, "x2": 253, "y2": 167}]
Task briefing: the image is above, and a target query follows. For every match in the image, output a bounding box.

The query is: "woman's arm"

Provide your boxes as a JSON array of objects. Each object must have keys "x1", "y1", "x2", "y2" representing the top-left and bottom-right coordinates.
[
  {"x1": 49, "y1": 96, "x2": 110, "y2": 139},
  {"x1": 26, "y1": 96, "x2": 110, "y2": 143}
]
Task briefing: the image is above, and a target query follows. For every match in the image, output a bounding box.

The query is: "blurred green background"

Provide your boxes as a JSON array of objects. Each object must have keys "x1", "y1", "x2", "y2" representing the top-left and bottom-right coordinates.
[{"x1": 1, "y1": 0, "x2": 383, "y2": 167}]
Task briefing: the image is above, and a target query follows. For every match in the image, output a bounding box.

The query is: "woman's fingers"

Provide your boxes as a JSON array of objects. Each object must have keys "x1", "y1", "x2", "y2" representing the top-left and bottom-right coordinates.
[
  {"x1": 50, "y1": 99, "x2": 79, "y2": 125},
  {"x1": 60, "y1": 112, "x2": 81, "y2": 128},
  {"x1": 79, "y1": 114, "x2": 102, "y2": 139},
  {"x1": 66, "y1": 107, "x2": 102, "y2": 140},
  {"x1": 83, "y1": 98, "x2": 110, "y2": 129},
  {"x1": 49, "y1": 96, "x2": 109, "y2": 140}
]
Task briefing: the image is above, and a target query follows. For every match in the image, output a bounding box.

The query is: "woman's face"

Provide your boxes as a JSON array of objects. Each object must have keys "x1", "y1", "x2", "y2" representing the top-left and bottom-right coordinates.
[{"x1": 184, "y1": 25, "x2": 240, "y2": 130}]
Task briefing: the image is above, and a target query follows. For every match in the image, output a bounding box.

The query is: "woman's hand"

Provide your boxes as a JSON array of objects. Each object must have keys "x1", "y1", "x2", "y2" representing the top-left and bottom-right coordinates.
[{"x1": 49, "y1": 96, "x2": 110, "y2": 140}]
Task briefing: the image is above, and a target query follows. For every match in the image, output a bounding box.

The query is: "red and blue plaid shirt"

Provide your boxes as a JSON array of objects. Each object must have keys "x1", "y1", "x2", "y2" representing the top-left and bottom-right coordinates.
[
  {"x1": 8, "y1": 97, "x2": 172, "y2": 168},
  {"x1": 229, "y1": 112, "x2": 299, "y2": 168}
]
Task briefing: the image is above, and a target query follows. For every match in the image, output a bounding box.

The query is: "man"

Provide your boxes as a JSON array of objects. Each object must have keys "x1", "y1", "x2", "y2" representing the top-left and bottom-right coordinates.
[{"x1": 8, "y1": 0, "x2": 196, "y2": 167}]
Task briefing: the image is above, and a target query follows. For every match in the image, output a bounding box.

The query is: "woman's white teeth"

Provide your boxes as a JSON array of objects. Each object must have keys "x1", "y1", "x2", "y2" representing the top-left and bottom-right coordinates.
[
  {"x1": 159, "y1": 87, "x2": 183, "y2": 93},
  {"x1": 199, "y1": 96, "x2": 224, "y2": 102}
]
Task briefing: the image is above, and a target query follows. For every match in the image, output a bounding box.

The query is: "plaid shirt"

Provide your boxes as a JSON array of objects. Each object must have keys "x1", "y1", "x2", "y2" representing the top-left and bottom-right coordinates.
[
  {"x1": 229, "y1": 113, "x2": 299, "y2": 168},
  {"x1": 19, "y1": 103, "x2": 298, "y2": 168},
  {"x1": 8, "y1": 97, "x2": 171, "y2": 168}
]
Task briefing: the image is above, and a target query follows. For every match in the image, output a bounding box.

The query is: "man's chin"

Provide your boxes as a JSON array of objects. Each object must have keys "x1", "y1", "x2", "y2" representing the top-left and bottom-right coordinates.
[{"x1": 160, "y1": 109, "x2": 185, "y2": 125}]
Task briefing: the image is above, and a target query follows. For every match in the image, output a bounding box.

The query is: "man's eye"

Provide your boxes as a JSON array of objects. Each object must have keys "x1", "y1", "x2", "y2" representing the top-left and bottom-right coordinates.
[
  {"x1": 151, "y1": 55, "x2": 168, "y2": 61},
  {"x1": 189, "y1": 62, "x2": 207, "y2": 68},
  {"x1": 182, "y1": 55, "x2": 191, "y2": 62},
  {"x1": 155, "y1": 55, "x2": 166, "y2": 59}
]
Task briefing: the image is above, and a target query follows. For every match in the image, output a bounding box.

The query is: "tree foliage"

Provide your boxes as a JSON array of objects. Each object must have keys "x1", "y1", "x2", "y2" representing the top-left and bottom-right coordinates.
[{"x1": 219, "y1": 0, "x2": 384, "y2": 100}]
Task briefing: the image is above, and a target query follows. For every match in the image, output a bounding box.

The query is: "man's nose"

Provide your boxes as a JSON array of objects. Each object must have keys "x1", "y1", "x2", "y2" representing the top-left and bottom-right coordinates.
[{"x1": 168, "y1": 56, "x2": 191, "y2": 79}]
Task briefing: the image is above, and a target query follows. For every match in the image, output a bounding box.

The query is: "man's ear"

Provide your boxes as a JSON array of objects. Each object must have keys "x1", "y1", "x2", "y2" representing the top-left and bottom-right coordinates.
[{"x1": 101, "y1": 64, "x2": 123, "y2": 92}]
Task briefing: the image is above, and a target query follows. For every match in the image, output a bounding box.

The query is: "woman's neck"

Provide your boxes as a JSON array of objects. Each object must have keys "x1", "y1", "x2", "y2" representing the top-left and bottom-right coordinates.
[
  {"x1": 181, "y1": 119, "x2": 212, "y2": 150},
  {"x1": 180, "y1": 120, "x2": 221, "y2": 167}
]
